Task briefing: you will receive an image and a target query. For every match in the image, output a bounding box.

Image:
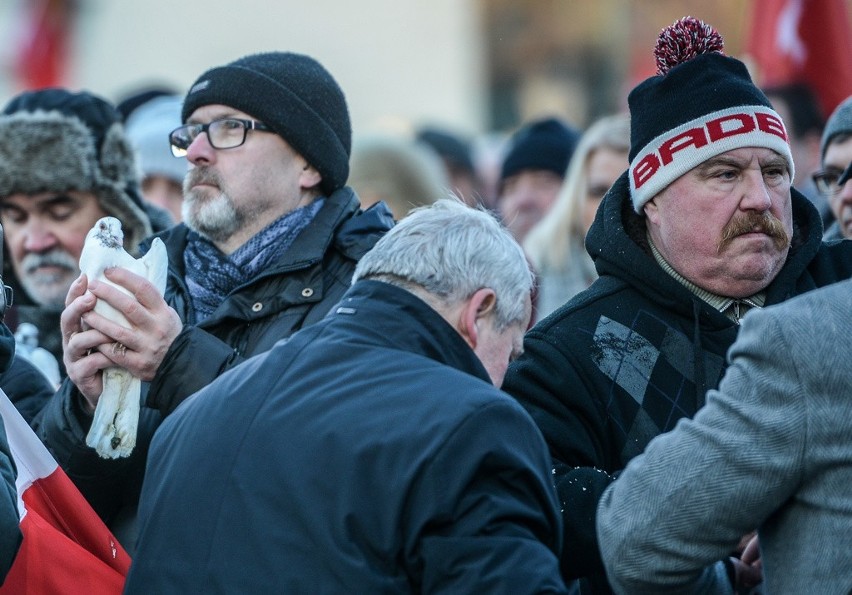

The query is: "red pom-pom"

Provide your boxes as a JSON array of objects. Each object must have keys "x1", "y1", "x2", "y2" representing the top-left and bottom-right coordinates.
[{"x1": 654, "y1": 16, "x2": 724, "y2": 76}]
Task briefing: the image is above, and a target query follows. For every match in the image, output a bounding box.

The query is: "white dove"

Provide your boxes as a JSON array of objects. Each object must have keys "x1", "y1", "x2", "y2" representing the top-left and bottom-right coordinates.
[{"x1": 80, "y1": 216, "x2": 168, "y2": 459}]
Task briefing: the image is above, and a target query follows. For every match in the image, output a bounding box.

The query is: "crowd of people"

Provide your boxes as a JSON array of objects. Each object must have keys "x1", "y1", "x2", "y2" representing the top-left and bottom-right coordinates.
[{"x1": 0, "y1": 14, "x2": 850, "y2": 594}]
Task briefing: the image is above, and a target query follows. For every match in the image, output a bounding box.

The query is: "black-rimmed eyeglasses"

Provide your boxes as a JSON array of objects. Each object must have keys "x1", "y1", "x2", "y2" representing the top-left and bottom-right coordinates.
[
  {"x1": 169, "y1": 118, "x2": 272, "y2": 157},
  {"x1": 812, "y1": 162, "x2": 852, "y2": 197}
]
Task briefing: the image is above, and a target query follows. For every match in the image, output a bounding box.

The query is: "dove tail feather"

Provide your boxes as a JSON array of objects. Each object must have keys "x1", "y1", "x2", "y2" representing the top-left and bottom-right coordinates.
[{"x1": 85, "y1": 368, "x2": 141, "y2": 459}]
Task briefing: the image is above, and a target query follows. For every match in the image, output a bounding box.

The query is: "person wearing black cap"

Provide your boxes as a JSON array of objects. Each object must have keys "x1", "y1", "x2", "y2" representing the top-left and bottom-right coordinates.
[
  {"x1": 496, "y1": 117, "x2": 580, "y2": 242},
  {"x1": 0, "y1": 88, "x2": 170, "y2": 372},
  {"x1": 416, "y1": 126, "x2": 482, "y2": 207},
  {"x1": 35, "y1": 52, "x2": 394, "y2": 551},
  {"x1": 500, "y1": 17, "x2": 852, "y2": 592}
]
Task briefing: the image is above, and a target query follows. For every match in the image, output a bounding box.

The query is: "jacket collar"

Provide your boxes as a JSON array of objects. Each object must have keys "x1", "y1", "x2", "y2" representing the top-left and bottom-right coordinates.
[{"x1": 332, "y1": 280, "x2": 492, "y2": 385}]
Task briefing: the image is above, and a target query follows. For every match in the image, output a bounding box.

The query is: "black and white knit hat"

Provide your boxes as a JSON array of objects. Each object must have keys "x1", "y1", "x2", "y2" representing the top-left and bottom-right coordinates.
[
  {"x1": 628, "y1": 17, "x2": 794, "y2": 213},
  {"x1": 0, "y1": 88, "x2": 152, "y2": 252},
  {"x1": 182, "y1": 51, "x2": 351, "y2": 195}
]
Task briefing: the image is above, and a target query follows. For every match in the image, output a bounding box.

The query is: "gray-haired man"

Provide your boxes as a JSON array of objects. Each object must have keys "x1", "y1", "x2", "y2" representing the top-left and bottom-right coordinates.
[{"x1": 125, "y1": 198, "x2": 567, "y2": 593}]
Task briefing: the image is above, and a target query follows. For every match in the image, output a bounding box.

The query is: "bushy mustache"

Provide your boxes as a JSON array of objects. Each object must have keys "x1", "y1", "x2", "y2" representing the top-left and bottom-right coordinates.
[
  {"x1": 21, "y1": 249, "x2": 78, "y2": 274},
  {"x1": 718, "y1": 211, "x2": 790, "y2": 252}
]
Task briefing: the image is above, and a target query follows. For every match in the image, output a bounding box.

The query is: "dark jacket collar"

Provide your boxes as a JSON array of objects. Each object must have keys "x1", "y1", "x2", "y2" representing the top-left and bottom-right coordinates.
[{"x1": 332, "y1": 280, "x2": 492, "y2": 385}]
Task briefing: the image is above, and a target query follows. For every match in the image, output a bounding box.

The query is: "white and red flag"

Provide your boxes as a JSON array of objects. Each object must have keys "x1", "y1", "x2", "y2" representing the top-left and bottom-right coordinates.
[{"x1": 0, "y1": 391, "x2": 129, "y2": 594}]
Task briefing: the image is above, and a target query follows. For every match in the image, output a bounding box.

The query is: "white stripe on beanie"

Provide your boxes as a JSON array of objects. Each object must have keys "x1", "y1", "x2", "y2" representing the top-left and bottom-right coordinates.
[{"x1": 629, "y1": 105, "x2": 794, "y2": 213}]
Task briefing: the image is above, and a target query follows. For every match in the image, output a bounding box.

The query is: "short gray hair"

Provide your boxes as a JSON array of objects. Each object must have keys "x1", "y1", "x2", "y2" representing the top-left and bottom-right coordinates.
[{"x1": 353, "y1": 197, "x2": 533, "y2": 330}]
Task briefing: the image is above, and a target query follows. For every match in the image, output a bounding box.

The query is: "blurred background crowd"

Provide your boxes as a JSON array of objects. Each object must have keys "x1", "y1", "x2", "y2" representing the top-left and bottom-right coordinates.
[{"x1": 0, "y1": 1, "x2": 850, "y2": 187}]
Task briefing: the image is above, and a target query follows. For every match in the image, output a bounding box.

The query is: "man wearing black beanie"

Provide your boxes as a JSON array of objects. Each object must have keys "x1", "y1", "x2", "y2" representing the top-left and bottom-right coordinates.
[
  {"x1": 497, "y1": 117, "x2": 580, "y2": 242},
  {"x1": 35, "y1": 52, "x2": 394, "y2": 551}
]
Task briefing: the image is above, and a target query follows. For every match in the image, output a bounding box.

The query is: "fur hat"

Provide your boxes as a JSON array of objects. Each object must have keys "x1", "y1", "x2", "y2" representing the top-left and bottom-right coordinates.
[
  {"x1": 0, "y1": 88, "x2": 152, "y2": 252},
  {"x1": 500, "y1": 117, "x2": 580, "y2": 183},
  {"x1": 182, "y1": 51, "x2": 351, "y2": 195},
  {"x1": 820, "y1": 95, "x2": 852, "y2": 160},
  {"x1": 628, "y1": 17, "x2": 794, "y2": 213}
]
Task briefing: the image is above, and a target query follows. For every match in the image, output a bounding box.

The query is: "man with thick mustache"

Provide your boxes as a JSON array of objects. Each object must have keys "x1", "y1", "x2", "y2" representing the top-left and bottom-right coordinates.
[
  {"x1": 35, "y1": 52, "x2": 393, "y2": 551},
  {"x1": 500, "y1": 17, "x2": 852, "y2": 593},
  {"x1": 0, "y1": 89, "x2": 170, "y2": 375}
]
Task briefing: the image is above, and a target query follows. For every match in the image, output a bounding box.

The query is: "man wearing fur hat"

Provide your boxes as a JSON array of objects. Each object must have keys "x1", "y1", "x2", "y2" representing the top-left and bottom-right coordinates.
[
  {"x1": 35, "y1": 52, "x2": 393, "y2": 551},
  {"x1": 501, "y1": 17, "x2": 852, "y2": 593},
  {"x1": 0, "y1": 89, "x2": 170, "y2": 375}
]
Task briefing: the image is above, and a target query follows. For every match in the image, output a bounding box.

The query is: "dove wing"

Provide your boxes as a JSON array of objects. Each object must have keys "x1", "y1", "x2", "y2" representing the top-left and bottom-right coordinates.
[{"x1": 140, "y1": 238, "x2": 168, "y2": 295}]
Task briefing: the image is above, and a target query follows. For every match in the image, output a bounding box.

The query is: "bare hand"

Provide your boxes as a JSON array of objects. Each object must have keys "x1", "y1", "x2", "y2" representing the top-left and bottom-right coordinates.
[
  {"x1": 61, "y1": 275, "x2": 114, "y2": 413},
  {"x1": 731, "y1": 533, "x2": 762, "y2": 591},
  {"x1": 81, "y1": 266, "x2": 182, "y2": 383}
]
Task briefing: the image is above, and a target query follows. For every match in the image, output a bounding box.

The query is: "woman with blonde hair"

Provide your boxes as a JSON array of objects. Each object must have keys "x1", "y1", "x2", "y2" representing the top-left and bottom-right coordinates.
[{"x1": 524, "y1": 113, "x2": 630, "y2": 319}]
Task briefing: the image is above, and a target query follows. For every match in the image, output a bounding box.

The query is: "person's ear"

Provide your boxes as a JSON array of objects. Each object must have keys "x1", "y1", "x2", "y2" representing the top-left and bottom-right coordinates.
[
  {"x1": 643, "y1": 197, "x2": 661, "y2": 226},
  {"x1": 457, "y1": 288, "x2": 497, "y2": 350},
  {"x1": 300, "y1": 164, "x2": 322, "y2": 190}
]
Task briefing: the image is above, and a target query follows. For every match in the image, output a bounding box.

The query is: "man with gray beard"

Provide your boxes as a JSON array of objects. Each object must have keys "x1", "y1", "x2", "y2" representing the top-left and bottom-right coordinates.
[
  {"x1": 35, "y1": 52, "x2": 394, "y2": 552},
  {"x1": 0, "y1": 89, "x2": 170, "y2": 375}
]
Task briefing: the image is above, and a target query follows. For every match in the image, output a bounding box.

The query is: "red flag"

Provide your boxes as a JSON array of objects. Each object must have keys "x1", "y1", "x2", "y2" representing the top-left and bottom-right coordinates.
[
  {"x1": 745, "y1": 0, "x2": 852, "y2": 118},
  {"x1": 0, "y1": 391, "x2": 130, "y2": 594},
  {"x1": 13, "y1": 0, "x2": 78, "y2": 90}
]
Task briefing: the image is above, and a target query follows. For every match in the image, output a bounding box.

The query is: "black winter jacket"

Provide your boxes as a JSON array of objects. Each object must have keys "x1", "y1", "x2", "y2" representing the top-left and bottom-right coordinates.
[
  {"x1": 501, "y1": 173, "x2": 852, "y2": 589},
  {"x1": 126, "y1": 281, "x2": 568, "y2": 594},
  {"x1": 34, "y1": 188, "x2": 394, "y2": 544}
]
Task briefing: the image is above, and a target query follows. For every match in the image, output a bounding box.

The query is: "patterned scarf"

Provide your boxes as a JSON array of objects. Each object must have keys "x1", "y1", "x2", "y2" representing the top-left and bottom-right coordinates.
[{"x1": 184, "y1": 199, "x2": 324, "y2": 322}]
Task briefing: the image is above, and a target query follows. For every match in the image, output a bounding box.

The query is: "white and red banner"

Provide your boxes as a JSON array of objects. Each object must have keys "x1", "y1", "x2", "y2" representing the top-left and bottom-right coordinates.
[
  {"x1": 745, "y1": 0, "x2": 852, "y2": 118},
  {"x1": 0, "y1": 391, "x2": 129, "y2": 594}
]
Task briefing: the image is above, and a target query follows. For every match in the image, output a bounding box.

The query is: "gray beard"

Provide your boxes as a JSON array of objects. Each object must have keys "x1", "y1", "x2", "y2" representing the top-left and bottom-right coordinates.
[{"x1": 183, "y1": 189, "x2": 242, "y2": 244}]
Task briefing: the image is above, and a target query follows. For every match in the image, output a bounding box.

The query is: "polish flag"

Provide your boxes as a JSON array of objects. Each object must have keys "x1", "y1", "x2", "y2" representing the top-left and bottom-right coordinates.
[
  {"x1": 0, "y1": 392, "x2": 130, "y2": 594},
  {"x1": 745, "y1": 0, "x2": 852, "y2": 118}
]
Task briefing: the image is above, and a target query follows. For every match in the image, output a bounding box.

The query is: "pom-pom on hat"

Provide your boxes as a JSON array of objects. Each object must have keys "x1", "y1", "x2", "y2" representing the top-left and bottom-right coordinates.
[
  {"x1": 628, "y1": 16, "x2": 794, "y2": 214},
  {"x1": 182, "y1": 52, "x2": 351, "y2": 195}
]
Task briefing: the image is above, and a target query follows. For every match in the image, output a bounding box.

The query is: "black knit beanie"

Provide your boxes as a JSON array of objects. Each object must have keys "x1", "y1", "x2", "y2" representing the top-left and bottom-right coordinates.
[
  {"x1": 500, "y1": 117, "x2": 579, "y2": 183},
  {"x1": 182, "y1": 52, "x2": 351, "y2": 195},
  {"x1": 628, "y1": 17, "x2": 794, "y2": 213},
  {"x1": 0, "y1": 88, "x2": 152, "y2": 253}
]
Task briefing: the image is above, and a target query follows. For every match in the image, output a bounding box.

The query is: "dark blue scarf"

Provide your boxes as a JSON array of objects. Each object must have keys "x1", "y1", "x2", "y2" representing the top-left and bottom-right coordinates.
[{"x1": 184, "y1": 199, "x2": 324, "y2": 322}]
